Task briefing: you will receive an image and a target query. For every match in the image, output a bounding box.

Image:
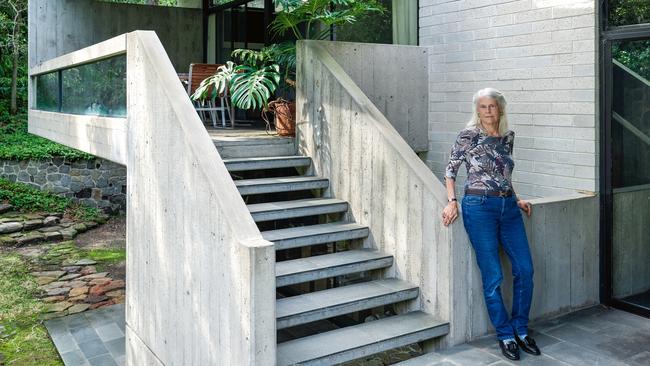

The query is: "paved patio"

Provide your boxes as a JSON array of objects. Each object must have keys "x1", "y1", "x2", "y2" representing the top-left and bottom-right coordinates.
[
  {"x1": 45, "y1": 304, "x2": 125, "y2": 366},
  {"x1": 402, "y1": 305, "x2": 650, "y2": 366},
  {"x1": 44, "y1": 304, "x2": 650, "y2": 365}
]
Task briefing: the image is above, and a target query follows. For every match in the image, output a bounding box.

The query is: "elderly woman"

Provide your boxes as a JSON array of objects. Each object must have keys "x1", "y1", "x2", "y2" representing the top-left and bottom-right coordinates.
[{"x1": 442, "y1": 88, "x2": 539, "y2": 361}]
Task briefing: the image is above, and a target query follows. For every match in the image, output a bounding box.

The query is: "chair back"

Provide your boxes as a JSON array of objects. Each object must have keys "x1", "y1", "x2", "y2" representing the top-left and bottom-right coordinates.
[{"x1": 187, "y1": 63, "x2": 223, "y2": 96}]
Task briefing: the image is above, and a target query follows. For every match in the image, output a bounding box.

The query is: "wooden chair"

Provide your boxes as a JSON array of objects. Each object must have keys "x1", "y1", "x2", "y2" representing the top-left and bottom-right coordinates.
[{"x1": 187, "y1": 63, "x2": 235, "y2": 128}]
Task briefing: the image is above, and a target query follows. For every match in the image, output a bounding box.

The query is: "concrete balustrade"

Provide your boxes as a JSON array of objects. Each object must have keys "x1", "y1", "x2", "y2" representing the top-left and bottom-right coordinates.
[{"x1": 28, "y1": 31, "x2": 276, "y2": 366}]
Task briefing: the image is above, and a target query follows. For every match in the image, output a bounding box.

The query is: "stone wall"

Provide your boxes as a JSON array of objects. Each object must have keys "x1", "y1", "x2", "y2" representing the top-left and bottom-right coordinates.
[
  {"x1": 419, "y1": 0, "x2": 598, "y2": 198},
  {"x1": 1, "y1": 158, "x2": 127, "y2": 213}
]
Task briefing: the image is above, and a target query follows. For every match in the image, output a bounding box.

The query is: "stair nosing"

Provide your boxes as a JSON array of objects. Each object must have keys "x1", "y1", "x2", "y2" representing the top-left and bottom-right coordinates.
[
  {"x1": 235, "y1": 176, "x2": 329, "y2": 195},
  {"x1": 276, "y1": 278, "x2": 419, "y2": 329},
  {"x1": 248, "y1": 198, "x2": 348, "y2": 222},
  {"x1": 223, "y1": 156, "x2": 311, "y2": 171},
  {"x1": 262, "y1": 222, "x2": 369, "y2": 250},
  {"x1": 277, "y1": 311, "x2": 450, "y2": 366}
]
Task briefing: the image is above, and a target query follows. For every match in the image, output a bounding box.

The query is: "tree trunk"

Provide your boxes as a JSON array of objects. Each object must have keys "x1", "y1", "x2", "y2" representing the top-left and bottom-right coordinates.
[{"x1": 10, "y1": 49, "x2": 18, "y2": 115}]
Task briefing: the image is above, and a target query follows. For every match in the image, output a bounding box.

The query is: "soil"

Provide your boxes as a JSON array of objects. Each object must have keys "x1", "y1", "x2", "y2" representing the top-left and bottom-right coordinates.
[{"x1": 75, "y1": 215, "x2": 126, "y2": 280}]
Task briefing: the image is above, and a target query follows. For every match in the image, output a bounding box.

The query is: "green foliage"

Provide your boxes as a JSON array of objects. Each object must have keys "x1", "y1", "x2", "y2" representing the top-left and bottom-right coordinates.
[
  {"x1": 334, "y1": 0, "x2": 392, "y2": 44},
  {"x1": 613, "y1": 40, "x2": 650, "y2": 81},
  {"x1": 0, "y1": 178, "x2": 101, "y2": 220},
  {"x1": 609, "y1": 0, "x2": 650, "y2": 26},
  {"x1": 0, "y1": 253, "x2": 62, "y2": 366},
  {"x1": 85, "y1": 248, "x2": 127, "y2": 264},
  {"x1": 100, "y1": 0, "x2": 178, "y2": 5},
  {"x1": 0, "y1": 114, "x2": 94, "y2": 160}
]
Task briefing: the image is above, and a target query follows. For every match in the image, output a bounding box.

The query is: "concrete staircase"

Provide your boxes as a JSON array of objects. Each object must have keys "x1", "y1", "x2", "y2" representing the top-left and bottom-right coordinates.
[{"x1": 221, "y1": 150, "x2": 449, "y2": 365}]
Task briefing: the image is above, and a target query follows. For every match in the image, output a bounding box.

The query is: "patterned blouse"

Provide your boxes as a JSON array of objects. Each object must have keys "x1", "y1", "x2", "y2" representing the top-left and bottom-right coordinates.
[{"x1": 445, "y1": 127, "x2": 516, "y2": 193}]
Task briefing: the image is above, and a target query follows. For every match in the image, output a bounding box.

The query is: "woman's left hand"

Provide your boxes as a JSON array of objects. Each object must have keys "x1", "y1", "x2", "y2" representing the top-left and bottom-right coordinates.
[{"x1": 517, "y1": 199, "x2": 532, "y2": 217}]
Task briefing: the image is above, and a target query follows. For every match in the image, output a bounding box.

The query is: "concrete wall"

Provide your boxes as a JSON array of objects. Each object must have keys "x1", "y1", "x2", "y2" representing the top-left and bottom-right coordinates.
[
  {"x1": 297, "y1": 40, "x2": 600, "y2": 345},
  {"x1": 321, "y1": 41, "x2": 430, "y2": 152},
  {"x1": 419, "y1": 0, "x2": 598, "y2": 198},
  {"x1": 612, "y1": 186, "x2": 650, "y2": 298},
  {"x1": 28, "y1": 0, "x2": 202, "y2": 71}
]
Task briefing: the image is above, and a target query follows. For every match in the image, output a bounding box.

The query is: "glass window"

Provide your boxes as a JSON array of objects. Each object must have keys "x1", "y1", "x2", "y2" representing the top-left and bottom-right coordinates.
[
  {"x1": 60, "y1": 55, "x2": 127, "y2": 117},
  {"x1": 334, "y1": 0, "x2": 393, "y2": 44},
  {"x1": 35, "y1": 72, "x2": 59, "y2": 112},
  {"x1": 609, "y1": 0, "x2": 650, "y2": 27}
]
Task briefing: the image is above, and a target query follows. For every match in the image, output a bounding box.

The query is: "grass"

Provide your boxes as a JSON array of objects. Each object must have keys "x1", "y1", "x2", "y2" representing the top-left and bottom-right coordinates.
[
  {"x1": 0, "y1": 178, "x2": 102, "y2": 221},
  {"x1": 0, "y1": 252, "x2": 63, "y2": 366},
  {"x1": 0, "y1": 114, "x2": 93, "y2": 161},
  {"x1": 85, "y1": 248, "x2": 127, "y2": 264}
]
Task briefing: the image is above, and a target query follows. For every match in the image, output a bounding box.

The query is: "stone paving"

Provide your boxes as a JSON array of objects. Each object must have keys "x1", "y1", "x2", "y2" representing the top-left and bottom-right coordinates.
[
  {"x1": 45, "y1": 305, "x2": 650, "y2": 365},
  {"x1": 396, "y1": 305, "x2": 650, "y2": 366},
  {"x1": 45, "y1": 304, "x2": 125, "y2": 366},
  {"x1": 0, "y1": 204, "x2": 99, "y2": 246}
]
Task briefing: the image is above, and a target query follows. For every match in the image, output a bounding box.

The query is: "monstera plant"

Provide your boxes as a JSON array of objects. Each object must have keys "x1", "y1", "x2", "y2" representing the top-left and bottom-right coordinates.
[{"x1": 191, "y1": 57, "x2": 281, "y2": 111}]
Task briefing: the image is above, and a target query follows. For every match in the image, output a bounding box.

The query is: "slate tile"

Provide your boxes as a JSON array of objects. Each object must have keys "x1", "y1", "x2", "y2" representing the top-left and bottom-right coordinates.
[
  {"x1": 104, "y1": 337, "x2": 126, "y2": 358},
  {"x1": 51, "y1": 333, "x2": 79, "y2": 354},
  {"x1": 542, "y1": 341, "x2": 628, "y2": 366},
  {"x1": 71, "y1": 325, "x2": 100, "y2": 343},
  {"x1": 87, "y1": 353, "x2": 119, "y2": 366},
  {"x1": 61, "y1": 349, "x2": 90, "y2": 366},
  {"x1": 95, "y1": 323, "x2": 124, "y2": 342},
  {"x1": 78, "y1": 338, "x2": 110, "y2": 359}
]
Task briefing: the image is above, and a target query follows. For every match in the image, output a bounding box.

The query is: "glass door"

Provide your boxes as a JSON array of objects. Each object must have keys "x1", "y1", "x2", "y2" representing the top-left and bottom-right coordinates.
[{"x1": 609, "y1": 38, "x2": 650, "y2": 312}]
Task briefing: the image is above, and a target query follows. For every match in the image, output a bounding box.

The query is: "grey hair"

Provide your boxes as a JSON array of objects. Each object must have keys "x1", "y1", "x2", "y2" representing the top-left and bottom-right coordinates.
[{"x1": 466, "y1": 88, "x2": 509, "y2": 135}]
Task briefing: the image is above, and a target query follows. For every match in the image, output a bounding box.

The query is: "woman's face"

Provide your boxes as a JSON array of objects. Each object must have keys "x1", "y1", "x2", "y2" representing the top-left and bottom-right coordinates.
[{"x1": 477, "y1": 97, "x2": 500, "y2": 126}]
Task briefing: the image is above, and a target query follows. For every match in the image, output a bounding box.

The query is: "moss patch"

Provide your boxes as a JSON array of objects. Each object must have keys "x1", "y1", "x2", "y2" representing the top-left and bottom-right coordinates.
[{"x1": 0, "y1": 252, "x2": 62, "y2": 365}]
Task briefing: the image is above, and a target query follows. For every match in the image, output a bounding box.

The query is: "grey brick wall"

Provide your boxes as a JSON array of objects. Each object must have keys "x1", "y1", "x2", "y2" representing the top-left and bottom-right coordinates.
[{"x1": 420, "y1": 0, "x2": 598, "y2": 198}]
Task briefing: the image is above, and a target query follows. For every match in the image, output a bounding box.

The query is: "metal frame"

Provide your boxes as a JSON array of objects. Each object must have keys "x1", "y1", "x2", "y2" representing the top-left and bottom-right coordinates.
[{"x1": 599, "y1": 0, "x2": 650, "y2": 318}]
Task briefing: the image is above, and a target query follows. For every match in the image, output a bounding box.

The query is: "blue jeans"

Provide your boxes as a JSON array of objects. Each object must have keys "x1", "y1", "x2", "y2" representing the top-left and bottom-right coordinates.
[{"x1": 461, "y1": 194, "x2": 534, "y2": 340}]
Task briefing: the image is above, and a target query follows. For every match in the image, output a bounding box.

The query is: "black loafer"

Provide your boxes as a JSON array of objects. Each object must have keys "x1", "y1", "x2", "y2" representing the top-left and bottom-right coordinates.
[
  {"x1": 499, "y1": 340, "x2": 520, "y2": 361},
  {"x1": 516, "y1": 335, "x2": 541, "y2": 356}
]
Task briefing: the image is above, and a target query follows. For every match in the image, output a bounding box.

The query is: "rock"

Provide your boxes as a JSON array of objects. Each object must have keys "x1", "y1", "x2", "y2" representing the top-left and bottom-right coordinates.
[
  {"x1": 79, "y1": 272, "x2": 109, "y2": 280},
  {"x1": 60, "y1": 228, "x2": 78, "y2": 240},
  {"x1": 62, "y1": 266, "x2": 81, "y2": 273},
  {"x1": 16, "y1": 233, "x2": 44, "y2": 245},
  {"x1": 0, "y1": 222, "x2": 23, "y2": 234},
  {"x1": 84, "y1": 221, "x2": 99, "y2": 229},
  {"x1": 38, "y1": 226, "x2": 62, "y2": 233},
  {"x1": 85, "y1": 295, "x2": 109, "y2": 304},
  {"x1": 67, "y1": 303, "x2": 91, "y2": 314},
  {"x1": 73, "y1": 223, "x2": 88, "y2": 232},
  {"x1": 69, "y1": 286, "x2": 89, "y2": 297},
  {"x1": 44, "y1": 232, "x2": 63, "y2": 241},
  {"x1": 37, "y1": 277, "x2": 57, "y2": 285},
  {"x1": 106, "y1": 289, "x2": 125, "y2": 298},
  {"x1": 44, "y1": 301, "x2": 73, "y2": 313},
  {"x1": 46, "y1": 287, "x2": 70, "y2": 297},
  {"x1": 41, "y1": 311, "x2": 67, "y2": 320},
  {"x1": 0, "y1": 203, "x2": 13, "y2": 214},
  {"x1": 112, "y1": 296, "x2": 125, "y2": 304},
  {"x1": 103, "y1": 280, "x2": 125, "y2": 292},
  {"x1": 75, "y1": 259, "x2": 97, "y2": 266},
  {"x1": 0, "y1": 236, "x2": 17, "y2": 246},
  {"x1": 68, "y1": 295, "x2": 87, "y2": 303},
  {"x1": 43, "y1": 216, "x2": 60, "y2": 226},
  {"x1": 23, "y1": 219, "x2": 43, "y2": 230},
  {"x1": 67, "y1": 281, "x2": 87, "y2": 288},
  {"x1": 32, "y1": 270, "x2": 66, "y2": 279},
  {"x1": 89, "y1": 285, "x2": 106, "y2": 296},
  {"x1": 79, "y1": 266, "x2": 97, "y2": 275},
  {"x1": 90, "y1": 300, "x2": 114, "y2": 309},
  {"x1": 59, "y1": 273, "x2": 81, "y2": 281},
  {"x1": 41, "y1": 281, "x2": 67, "y2": 290},
  {"x1": 88, "y1": 278, "x2": 111, "y2": 286},
  {"x1": 23, "y1": 213, "x2": 43, "y2": 220},
  {"x1": 42, "y1": 296, "x2": 66, "y2": 303}
]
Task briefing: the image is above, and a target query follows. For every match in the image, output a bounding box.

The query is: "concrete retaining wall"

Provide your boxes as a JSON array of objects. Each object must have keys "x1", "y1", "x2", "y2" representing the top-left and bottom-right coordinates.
[
  {"x1": 419, "y1": 0, "x2": 598, "y2": 198},
  {"x1": 0, "y1": 158, "x2": 126, "y2": 213},
  {"x1": 320, "y1": 41, "x2": 430, "y2": 152},
  {"x1": 28, "y1": 0, "x2": 202, "y2": 72}
]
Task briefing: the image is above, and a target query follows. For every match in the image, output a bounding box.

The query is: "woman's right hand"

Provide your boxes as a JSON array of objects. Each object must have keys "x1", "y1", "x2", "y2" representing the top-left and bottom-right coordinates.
[{"x1": 442, "y1": 201, "x2": 459, "y2": 227}]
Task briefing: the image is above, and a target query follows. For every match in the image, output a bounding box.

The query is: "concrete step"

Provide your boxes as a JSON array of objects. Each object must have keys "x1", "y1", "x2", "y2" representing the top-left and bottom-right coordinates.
[
  {"x1": 213, "y1": 135, "x2": 295, "y2": 158},
  {"x1": 248, "y1": 198, "x2": 348, "y2": 222},
  {"x1": 276, "y1": 278, "x2": 419, "y2": 330},
  {"x1": 277, "y1": 311, "x2": 450, "y2": 366},
  {"x1": 223, "y1": 156, "x2": 311, "y2": 172},
  {"x1": 235, "y1": 176, "x2": 329, "y2": 195},
  {"x1": 262, "y1": 222, "x2": 369, "y2": 250},
  {"x1": 276, "y1": 249, "x2": 393, "y2": 287}
]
